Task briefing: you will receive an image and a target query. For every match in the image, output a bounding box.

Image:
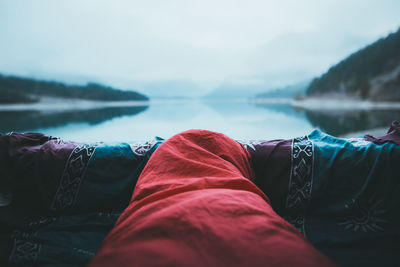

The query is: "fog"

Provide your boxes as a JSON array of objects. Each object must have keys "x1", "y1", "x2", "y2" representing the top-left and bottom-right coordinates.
[{"x1": 1, "y1": 0, "x2": 400, "y2": 97}]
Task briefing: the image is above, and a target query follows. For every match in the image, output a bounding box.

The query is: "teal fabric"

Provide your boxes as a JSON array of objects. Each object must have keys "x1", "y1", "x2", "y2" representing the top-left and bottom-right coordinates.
[
  {"x1": 9, "y1": 212, "x2": 121, "y2": 267},
  {"x1": 4, "y1": 130, "x2": 399, "y2": 266},
  {"x1": 306, "y1": 130, "x2": 400, "y2": 266},
  {"x1": 76, "y1": 142, "x2": 154, "y2": 212},
  {"x1": 6, "y1": 138, "x2": 163, "y2": 266}
]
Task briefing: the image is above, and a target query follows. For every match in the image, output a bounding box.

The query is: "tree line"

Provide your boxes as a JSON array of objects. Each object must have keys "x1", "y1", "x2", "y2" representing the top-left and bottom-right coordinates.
[
  {"x1": 0, "y1": 75, "x2": 148, "y2": 104},
  {"x1": 306, "y1": 27, "x2": 400, "y2": 101}
]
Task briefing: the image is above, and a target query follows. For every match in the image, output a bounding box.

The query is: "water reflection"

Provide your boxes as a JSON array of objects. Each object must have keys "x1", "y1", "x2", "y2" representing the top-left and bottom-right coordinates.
[
  {"x1": 0, "y1": 99, "x2": 397, "y2": 141},
  {"x1": 5, "y1": 99, "x2": 313, "y2": 142},
  {"x1": 304, "y1": 109, "x2": 400, "y2": 136},
  {"x1": 255, "y1": 102, "x2": 398, "y2": 136},
  {"x1": 253, "y1": 102, "x2": 306, "y2": 120},
  {"x1": 0, "y1": 106, "x2": 148, "y2": 133}
]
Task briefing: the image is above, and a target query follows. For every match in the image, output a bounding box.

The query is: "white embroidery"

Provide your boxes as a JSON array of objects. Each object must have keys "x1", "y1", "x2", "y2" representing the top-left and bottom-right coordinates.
[
  {"x1": 9, "y1": 239, "x2": 41, "y2": 263},
  {"x1": 237, "y1": 140, "x2": 263, "y2": 151},
  {"x1": 129, "y1": 140, "x2": 158, "y2": 156},
  {"x1": 284, "y1": 136, "x2": 314, "y2": 236},
  {"x1": 50, "y1": 144, "x2": 97, "y2": 211}
]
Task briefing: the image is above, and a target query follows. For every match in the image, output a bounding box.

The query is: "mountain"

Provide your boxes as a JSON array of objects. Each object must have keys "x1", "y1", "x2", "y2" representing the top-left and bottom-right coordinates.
[
  {"x1": 256, "y1": 80, "x2": 311, "y2": 99},
  {"x1": 0, "y1": 74, "x2": 149, "y2": 104},
  {"x1": 306, "y1": 28, "x2": 400, "y2": 101}
]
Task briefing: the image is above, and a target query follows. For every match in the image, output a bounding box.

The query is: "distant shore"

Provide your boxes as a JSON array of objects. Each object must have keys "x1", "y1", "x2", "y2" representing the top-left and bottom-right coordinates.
[
  {"x1": 2, "y1": 96, "x2": 400, "y2": 112},
  {"x1": 0, "y1": 96, "x2": 149, "y2": 111},
  {"x1": 251, "y1": 97, "x2": 400, "y2": 110}
]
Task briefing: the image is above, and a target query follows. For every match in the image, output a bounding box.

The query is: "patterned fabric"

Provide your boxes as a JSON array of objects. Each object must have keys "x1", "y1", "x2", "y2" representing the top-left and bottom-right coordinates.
[
  {"x1": 0, "y1": 133, "x2": 163, "y2": 266},
  {"x1": 284, "y1": 135, "x2": 314, "y2": 235},
  {"x1": 242, "y1": 125, "x2": 400, "y2": 267},
  {"x1": 9, "y1": 239, "x2": 41, "y2": 263},
  {"x1": 90, "y1": 130, "x2": 335, "y2": 267},
  {"x1": 1, "y1": 123, "x2": 399, "y2": 266},
  {"x1": 303, "y1": 130, "x2": 400, "y2": 267},
  {"x1": 51, "y1": 144, "x2": 98, "y2": 211}
]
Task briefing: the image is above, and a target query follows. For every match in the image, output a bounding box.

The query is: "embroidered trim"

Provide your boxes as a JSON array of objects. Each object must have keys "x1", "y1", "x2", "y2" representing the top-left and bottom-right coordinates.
[
  {"x1": 285, "y1": 136, "x2": 314, "y2": 236},
  {"x1": 129, "y1": 140, "x2": 158, "y2": 156},
  {"x1": 50, "y1": 144, "x2": 97, "y2": 211},
  {"x1": 236, "y1": 140, "x2": 263, "y2": 151},
  {"x1": 8, "y1": 239, "x2": 41, "y2": 263},
  {"x1": 28, "y1": 216, "x2": 58, "y2": 228}
]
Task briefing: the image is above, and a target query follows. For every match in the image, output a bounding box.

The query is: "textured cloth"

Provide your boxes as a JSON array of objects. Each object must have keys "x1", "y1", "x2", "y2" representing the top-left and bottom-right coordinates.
[
  {"x1": 304, "y1": 130, "x2": 400, "y2": 267},
  {"x1": 90, "y1": 129, "x2": 334, "y2": 267},
  {"x1": 246, "y1": 128, "x2": 400, "y2": 267},
  {"x1": 365, "y1": 120, "x2": 400, "y2": 145},
  {"x1": 0, "y1": 132, "x2": 162, "y2": 266}
]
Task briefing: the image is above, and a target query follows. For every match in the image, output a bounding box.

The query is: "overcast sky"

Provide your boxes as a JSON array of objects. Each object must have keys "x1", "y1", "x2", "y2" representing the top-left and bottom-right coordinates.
[{"x1": 1, "y1": 0, "x2": 400, "y2": 97}]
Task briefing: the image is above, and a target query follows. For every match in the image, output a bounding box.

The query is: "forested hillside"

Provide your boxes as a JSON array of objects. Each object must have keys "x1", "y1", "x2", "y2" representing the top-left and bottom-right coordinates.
[
  {"x1": 0, "y1": 75, "x2": 148, "y2": 104},
  {"x1": 306, "y1": 28, "x2": 400, "y2": 101}
]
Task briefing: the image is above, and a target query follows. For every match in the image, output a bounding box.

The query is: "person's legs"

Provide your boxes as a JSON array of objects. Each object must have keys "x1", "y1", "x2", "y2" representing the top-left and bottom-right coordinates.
[{"x1": 90, "y1": 129, "x2": 335, "y2": 267}]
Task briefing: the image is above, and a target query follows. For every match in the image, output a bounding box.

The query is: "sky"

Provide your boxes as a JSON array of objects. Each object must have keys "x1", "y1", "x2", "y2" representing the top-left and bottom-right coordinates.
[{"x1": 1, "y1": 0, "x2": 400, "y2": 97}]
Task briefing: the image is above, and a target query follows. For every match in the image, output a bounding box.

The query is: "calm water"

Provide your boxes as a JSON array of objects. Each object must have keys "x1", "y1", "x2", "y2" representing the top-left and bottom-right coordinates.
[{"x1": 0, "y1": 99, "x2": 398, "y2": 142}]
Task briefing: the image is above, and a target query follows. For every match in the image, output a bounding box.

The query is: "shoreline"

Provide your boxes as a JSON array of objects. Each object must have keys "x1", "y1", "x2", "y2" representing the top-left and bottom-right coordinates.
[
  {"x1": 0, "y1": 96, "x2": 149, "y2": 111},
  {"x1": 2, "y1": 96, "x2": 400, "y2": 112},
  {"x1": 251, "y1": 97, "x2": 400, "y2": 110}
]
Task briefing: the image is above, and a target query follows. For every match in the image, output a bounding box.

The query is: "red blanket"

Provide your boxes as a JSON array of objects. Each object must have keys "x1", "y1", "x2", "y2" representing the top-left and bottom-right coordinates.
[{"x1": 90, "y1": 130, "x2": 334, "y2": 266}]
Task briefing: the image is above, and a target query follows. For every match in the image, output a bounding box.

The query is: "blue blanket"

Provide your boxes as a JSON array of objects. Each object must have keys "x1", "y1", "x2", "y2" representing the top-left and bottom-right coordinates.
[
  {"x1": 282, "y1": 131, "x2": 400, "y2": 266},
  {"x1": 1, "y1": 122, "x2": 399, "y2": 266},
  {"x1": 0, "y1": 134, "x2": 163, "y2": 266}
]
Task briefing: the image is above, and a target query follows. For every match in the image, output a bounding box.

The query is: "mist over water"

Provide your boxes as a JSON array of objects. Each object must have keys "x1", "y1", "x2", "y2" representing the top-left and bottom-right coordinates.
[
  {"x1": 0, "y1": 99, "x2": 394, "y2": 142},
  {"x1": 0, "y1": 1, "x2": 399, "y2": 142}
]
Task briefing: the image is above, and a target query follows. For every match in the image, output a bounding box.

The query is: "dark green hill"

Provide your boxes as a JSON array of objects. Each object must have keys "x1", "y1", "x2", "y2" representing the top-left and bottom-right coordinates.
[
  {"x1": 306, "y1": 28, "x2": 400, "y2": 101},
  {"x1": 0, "y1": 74, "x2": 148, "y2": 104}
]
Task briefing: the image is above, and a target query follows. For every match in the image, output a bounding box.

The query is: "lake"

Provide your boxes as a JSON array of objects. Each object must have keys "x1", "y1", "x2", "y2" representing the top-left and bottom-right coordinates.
[{"x1": 0, "y1": 98, "x2": 398, "y2": 142}]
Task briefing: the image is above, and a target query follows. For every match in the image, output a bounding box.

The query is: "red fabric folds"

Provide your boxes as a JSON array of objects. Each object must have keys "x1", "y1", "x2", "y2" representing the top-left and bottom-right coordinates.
[{"x1": 90, "y1": 130, "x2": 334, "y2": 267}]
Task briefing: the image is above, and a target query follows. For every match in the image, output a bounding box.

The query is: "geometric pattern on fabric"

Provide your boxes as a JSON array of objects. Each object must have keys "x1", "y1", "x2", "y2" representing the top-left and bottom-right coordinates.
[
  {"x1": 284, "y1": 136, "x2": 314, "y2": 236},
  {"x1": 50, "y1": 144, "x2": 97, "y2": 211},
  {"x1": 8, "y1": 239, "x2": 41, "y2": 264}
]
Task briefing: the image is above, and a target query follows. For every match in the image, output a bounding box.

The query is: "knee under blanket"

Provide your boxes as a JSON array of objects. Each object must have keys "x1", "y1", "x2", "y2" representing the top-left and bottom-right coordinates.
[{"x1": 89, "y1": 130, "x2": 334, "y2": 266}]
